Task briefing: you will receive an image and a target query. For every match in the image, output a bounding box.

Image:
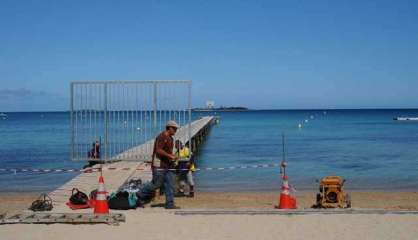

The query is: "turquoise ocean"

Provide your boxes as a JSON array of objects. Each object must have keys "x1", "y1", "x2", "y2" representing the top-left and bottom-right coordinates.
[{"x1": 1, "y1": 109, "x2": 417, "y2": 192}]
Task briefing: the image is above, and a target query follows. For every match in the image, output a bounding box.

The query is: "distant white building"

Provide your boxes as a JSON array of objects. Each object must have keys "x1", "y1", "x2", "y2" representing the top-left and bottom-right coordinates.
[{"x1": 206, "y1": 100, "x2": 215, "y2": 109}]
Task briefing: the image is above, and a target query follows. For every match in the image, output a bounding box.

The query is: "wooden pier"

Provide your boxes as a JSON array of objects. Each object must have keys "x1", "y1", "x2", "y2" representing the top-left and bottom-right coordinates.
[{"x1": 48, "y1": 116, "x2": 215, "y2": 213}]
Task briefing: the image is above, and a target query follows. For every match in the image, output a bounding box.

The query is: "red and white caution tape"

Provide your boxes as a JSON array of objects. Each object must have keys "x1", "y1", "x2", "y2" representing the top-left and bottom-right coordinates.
[{"x1": 0, "y1": 163, "x2": 281, "y2": 174}]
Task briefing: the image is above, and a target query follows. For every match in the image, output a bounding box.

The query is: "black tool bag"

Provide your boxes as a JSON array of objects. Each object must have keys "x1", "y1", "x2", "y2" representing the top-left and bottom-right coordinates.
[
  {"x1": 108, "y1": 191, "x2": 132, "y2": 210},
  {"x1": 29, "y1": 193, "x2": 53, "y2": 211},
  {"x1": 69, "y1": 188, "x2": 89, "y2": 205}
]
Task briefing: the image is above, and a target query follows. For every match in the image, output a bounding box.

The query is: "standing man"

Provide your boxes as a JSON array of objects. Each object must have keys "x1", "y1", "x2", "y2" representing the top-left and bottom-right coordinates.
[{"x1": 137, "y1": 120, "x2": 180, "y2": 209}]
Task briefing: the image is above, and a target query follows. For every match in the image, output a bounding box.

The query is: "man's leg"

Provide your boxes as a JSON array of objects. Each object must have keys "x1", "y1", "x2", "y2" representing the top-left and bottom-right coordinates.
[
  {"x1": 176, "y1": 171, "x2": 187, "y2": 196},
  {"x1": 178, "y1": 179, "x2": 186, "y2": 193},
  {"x1": 187, "y1": 171, "x2": 195, "y2": 197},
  {"x1": 163, "y1": 170, "x2": 176, "y2": 208}
]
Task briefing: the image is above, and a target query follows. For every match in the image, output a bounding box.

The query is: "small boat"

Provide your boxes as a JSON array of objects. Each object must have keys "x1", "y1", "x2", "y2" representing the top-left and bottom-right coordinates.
[
  {"x1": 0, "y1": 113, "x2": 7, "y2": 119},
  {"x1": 393, "y1": 117, "x2": 418, "y2": 121}
]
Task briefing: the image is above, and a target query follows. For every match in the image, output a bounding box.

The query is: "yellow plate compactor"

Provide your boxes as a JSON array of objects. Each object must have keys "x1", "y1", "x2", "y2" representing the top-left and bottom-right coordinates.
[{"x1": 312, "y1": 176, "x2": 351, "y2": 208}]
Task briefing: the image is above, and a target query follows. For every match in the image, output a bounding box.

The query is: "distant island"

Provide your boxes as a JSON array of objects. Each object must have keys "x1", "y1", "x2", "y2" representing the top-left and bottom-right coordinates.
[{"x1": 192, "y1": 106, "x2": 249, "y2": 112}]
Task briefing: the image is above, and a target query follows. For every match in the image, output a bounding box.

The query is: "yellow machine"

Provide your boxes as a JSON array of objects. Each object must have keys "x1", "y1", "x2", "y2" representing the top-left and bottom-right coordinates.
[{"x1": 312, "y1": 176, "x2": 351, "y2": 208}]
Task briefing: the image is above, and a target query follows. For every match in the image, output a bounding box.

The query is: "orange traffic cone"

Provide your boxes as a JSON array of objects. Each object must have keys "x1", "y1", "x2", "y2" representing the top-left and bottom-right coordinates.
[
  {"x1": 94, "y1": 175, "x2": 109, "y2": 214},
  {"x1": 275, "y1": 175, "x2": 297, "y2": 209}
]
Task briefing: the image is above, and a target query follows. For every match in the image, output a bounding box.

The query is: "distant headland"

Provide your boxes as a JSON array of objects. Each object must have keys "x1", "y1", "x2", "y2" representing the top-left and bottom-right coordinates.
[
  {"x1": 194, "y1": 100, "x2": 249, "y2": 112},
  {"x1": 192, "y1": 106, "x2": 249, "y2": 112}
]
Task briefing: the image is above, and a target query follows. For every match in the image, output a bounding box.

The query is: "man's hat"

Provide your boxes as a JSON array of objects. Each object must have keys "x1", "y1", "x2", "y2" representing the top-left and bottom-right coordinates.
[{"x1": 166, "y1": 120, "x2": 179, "y2": 129}]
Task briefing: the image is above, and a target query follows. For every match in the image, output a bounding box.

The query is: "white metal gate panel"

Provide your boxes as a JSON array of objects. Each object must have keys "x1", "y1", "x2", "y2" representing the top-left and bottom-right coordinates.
[{"x1": 70, "y1": 80, "x2": 191, "y2": 162}]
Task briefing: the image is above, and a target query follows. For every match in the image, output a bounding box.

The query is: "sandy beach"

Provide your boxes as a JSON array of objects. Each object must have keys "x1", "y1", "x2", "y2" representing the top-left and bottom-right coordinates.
[
  {"x1": 1, "y1": 191, "x2": 418, "y2": 240},
  {"x1": 1, "y1": 210, "x2": 417, "y2": 240},
  {"x1": 2, "y1": 191, "x2": 418, "y2": 213}
]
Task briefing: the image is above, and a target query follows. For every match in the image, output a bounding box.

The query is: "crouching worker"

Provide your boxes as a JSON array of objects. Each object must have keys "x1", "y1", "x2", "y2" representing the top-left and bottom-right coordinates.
[
  {"x1": 175, "y1": 140, "x2": 196, "y2": 198},
  {"x1": 136, "y1": 121, "x2": 180, "y2": 209},
  {"x1": 83, "y1": 140, "x2": 102, "y2": 169}
]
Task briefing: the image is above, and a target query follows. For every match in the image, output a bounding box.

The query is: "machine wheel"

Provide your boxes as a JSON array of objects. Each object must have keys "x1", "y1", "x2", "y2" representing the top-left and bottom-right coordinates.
[
  {"x1": 345, "y1": 194, "x2": 351, "y2": 208},
  {"x1": 313, "y1": 193, "x2": 322, "y2": 208},
  {"x1": 316, "y1": 193, "x2": 321, "y2": 203}
]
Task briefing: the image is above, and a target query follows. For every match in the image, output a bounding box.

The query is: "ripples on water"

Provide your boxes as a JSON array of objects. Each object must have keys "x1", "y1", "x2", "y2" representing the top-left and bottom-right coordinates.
[{"x1": 0, "y1": 109, "x2": 418, "y2": 192}]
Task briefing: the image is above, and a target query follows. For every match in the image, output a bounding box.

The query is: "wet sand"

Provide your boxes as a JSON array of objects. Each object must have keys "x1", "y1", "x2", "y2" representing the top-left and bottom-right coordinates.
[
  {"x1": 159, "y1": 191, "x2": 418, "y2": 209},
  {"x1": 0, "y1": 192, "x2": 41, "y2": 215},
  {"x1": 1, "y1": 191, "x2": 418, "y2": 214}
]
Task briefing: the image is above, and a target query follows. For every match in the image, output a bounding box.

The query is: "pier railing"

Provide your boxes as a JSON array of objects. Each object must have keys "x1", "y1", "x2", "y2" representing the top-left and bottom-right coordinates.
[{"x1": 70, "y1": 80, "x2": 192, "y2": 162}]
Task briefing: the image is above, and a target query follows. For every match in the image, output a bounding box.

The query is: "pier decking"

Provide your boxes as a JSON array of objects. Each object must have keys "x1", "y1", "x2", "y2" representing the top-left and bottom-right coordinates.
[{"x1": 49, "y1": 116, "x2": 215, "y2": 213}]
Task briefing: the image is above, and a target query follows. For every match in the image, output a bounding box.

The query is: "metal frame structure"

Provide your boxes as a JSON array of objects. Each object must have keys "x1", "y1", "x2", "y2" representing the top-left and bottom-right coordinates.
[{"x1": 70, "y1": 80, "x2": 192, "y2": 162}]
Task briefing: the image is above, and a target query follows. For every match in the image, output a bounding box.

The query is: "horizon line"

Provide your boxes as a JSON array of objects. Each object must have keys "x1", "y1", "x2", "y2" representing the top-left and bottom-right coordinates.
[{"x1": 2, "y1": 107, "x2": 418, "y2": 113}]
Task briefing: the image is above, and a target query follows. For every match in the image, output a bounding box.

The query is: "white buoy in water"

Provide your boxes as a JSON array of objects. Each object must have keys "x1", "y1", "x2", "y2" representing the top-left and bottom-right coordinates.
[
  {"x1": 298, "y1": 123, "x2": 303, "y2": 128},
  {"x1": 137, "y1": 127, "x2": 141, "y2": 131},
  {"x1": 305, "y1": 119, "x2": 309, "y2": 123}
]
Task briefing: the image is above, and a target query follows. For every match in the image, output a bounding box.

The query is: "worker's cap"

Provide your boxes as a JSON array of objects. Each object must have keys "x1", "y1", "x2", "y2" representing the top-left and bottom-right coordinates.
[{"x1": 166, "y1": 120, "x2": 179, "y2": 129}]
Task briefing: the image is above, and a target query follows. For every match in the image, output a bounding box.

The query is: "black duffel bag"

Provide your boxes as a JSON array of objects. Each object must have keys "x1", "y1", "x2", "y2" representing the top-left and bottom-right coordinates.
[
  {"x1": 108, "y1": 191, "x2": 133, "y2": 210},
  {"x1": 69, "y1": 188, "x2": 89, "y2": 205}
]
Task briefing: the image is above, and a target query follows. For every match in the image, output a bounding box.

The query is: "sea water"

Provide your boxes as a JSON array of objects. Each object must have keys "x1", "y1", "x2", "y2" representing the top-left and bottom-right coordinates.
[{"x1": 0, "y1": 110, "x2": 417, "y2": 192}]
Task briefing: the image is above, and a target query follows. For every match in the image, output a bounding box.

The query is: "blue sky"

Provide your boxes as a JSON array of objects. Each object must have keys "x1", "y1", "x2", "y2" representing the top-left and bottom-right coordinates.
[{"x1": 1, "y1": 0, "x2": 418, "y2": 111}]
